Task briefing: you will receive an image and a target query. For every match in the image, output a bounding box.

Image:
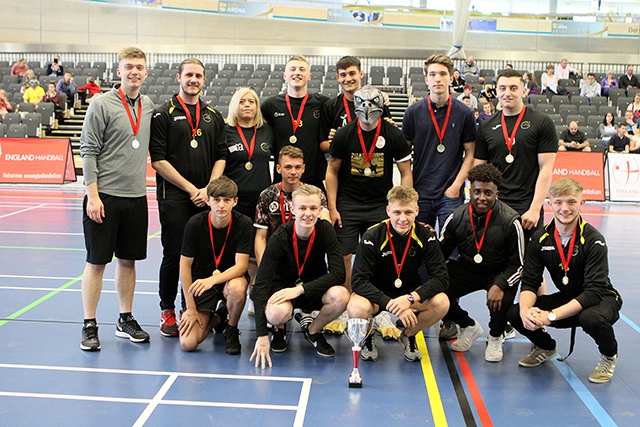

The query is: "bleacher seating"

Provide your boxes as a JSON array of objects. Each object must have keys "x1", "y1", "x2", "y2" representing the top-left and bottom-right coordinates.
[
  {"x1": 528, "y1": 94, "x2": 548, "y2": 106},
  {"x1": 580, "y1": 126, "x2": 596, "y2": 139},
  {"x1": 166, "y1": 85, "x2": 179, "y2": 95},
  {"x1": 205, "y1": 63, "x2": 219, "y2": 76},
  {"x1": 218, "y1": 69, "x2": 235, "y2": 80},
  {"x1": 256, "y1": 64, "x2": 271, "y2": 72},
  {"x1": 589, "y1": 97, "x2": 607, "y2": 108},
  {"x1": 571, "y1": 96, "x2": 589, "y2": 107},
  {"x1": 558, "y1": 104, "x2": 578, "y2": 123},
  {"x1": 587, "y1": 115, "x2": 602, "y2": 130},
  {"x1": 155, "y1": 77, "x2": 173, "y2": 86},
  {"x1": 548, "y1": 114, "x2": 563, "y2": 125},
  {"x1": 536, "y1": 104, "x2": 555, "y2": 114},
  {"x1": 387, "y1": 66, "x2": 403, "y2": 86},
  {"x1": 7, "y1": 123, "x2": 27, "y2": 138},
  {"x1": 222, "y1": 63, "x2": 238, "y2": 72},
  {"x1": 36, "y1": 102, "x2": 55, "y2": 128},
  {"x1": 608, "y1": 89, "x2": 626, "y2": 109},
  {"x1": 3, "y1": 112, "x2": 21, "y2": 127},
  {"x1": 155, "y1": 62, "x2": 170, "y2": 70},
  {"x1": 590, "y1": 138, "x2": 605, "y2": 153},
  {"x1": 23, "y1": 113, "x2": 42, "y2": 137},
  {"x1": 599, "y1": 106, "x2": 616, "y2": 117},
  {"x1": 18, "y1": 102, "x2": 36, "y2": 113},
  {"x1": 235, "y1": 70, "x2": 252, "y2": 80},
  {"x1": 552, "y1": 95, "x2": 570, "y2": 112},
  {"x1": 206, "y1": 86, "x2": 223, "y2": 98},
  {"x1": 579, "y1": 105, "x2": 598, "y2": 117},
  {"x1": 0, "y1": 123, "x2": 6, "y2": 137},
  {"x1": 566, "y1": 114, "x2": 587, "y2": 126}
]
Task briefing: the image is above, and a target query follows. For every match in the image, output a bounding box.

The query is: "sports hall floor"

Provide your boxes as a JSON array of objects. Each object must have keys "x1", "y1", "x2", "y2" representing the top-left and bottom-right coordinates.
[{"x1": 1, "y1": 184, "x2": 639, "y2": 427}]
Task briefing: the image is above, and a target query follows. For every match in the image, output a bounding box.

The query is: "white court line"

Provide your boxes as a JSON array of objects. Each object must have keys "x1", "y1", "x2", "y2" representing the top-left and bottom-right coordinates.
[
  {"x1": 294, "y1": 378, "x2": 313, "y2": 427},
  {"x1": 133, "y1": 374, "x2": 179, "y2": 427},
  {"x1": 0, "y1": 274, "x2": 159, "y2": 283},
  {"x1": 0, "y1": 203, "x2": 48, "y2": 219},
  {"x1": 0, "y1": 286, "x2": 157, "y2": 295},
  {"x1": 0, "y1": 230, "x2": 84, "y2": 236}
]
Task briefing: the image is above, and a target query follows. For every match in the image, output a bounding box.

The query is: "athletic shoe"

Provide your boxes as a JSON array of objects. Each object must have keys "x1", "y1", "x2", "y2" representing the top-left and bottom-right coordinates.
[
  {"x1": 451, "y1": 320, "x2": 484, "y2": 352},
  {"x1": 80, "y1": 321, "x2": 101, "y2": 351},
  {"x1": 301, "y1": 323, "x2": 335, "y2": 357},
  {"x1": 247, "y1": 299, "x2": 255, "y2": 316},
  {"x1": 213, "y1": 300, "x2": 228, "y2": 334},
  {"x1": 361, "y1": 334, "x2": 378, "y2": 361},
  {"x1": 160, "y1": 309, "x2": 178, "y2": 337},
  {"x1": 323, "y1": 310, "x2": 348, "y2": 335},
  {"x1": 374, "y1": 311, "x2": 401, "y2": 341},
  {"x1": 223, "y1": 325, "x2": 241, "y2": 355},
  {"x1": 398, "y1": 332, "x2": 421, "y2": 362},
  {"x1": 589, "y1": 354, "x2": 617, "y2": 383},
  {"x1": 115, "y1": 315, "x2": 150, "y2": 343},
  {"x1": 438, "y1": 320, "x2": 458, "y2": 340},
  {"x1": 518, "y1": 345, "x2": 558, "y2": 367},
  {"x1": 503, "y1": 323, "x2": 516, "y2": 340},
  {"x1": 485, "y1": 334, "x2": 504, "y2": 362},
  {"x1": 271, "y1": 325, "x2": 287, "y2": 353},
  {"x1": 294, "y1": 311, "x2": 314, "y2": 331}
]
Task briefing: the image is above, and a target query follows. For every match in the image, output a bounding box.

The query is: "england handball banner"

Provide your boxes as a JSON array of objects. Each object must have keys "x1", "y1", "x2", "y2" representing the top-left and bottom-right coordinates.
[
  {"x1": 0, "y1": 138, "x2": 76, "y2": 184},
  {"x1": 607, "y1": 153, "x2": 640, "y2": 202},
  {"x1": 551, "y1": 152, "x2": 605, "y2": 201}
]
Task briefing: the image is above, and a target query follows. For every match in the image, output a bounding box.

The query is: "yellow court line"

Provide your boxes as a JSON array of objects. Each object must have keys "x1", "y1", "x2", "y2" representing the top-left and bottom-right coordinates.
[{"x1": 416, "y1": 331, "x2": 448, "y2": 427}]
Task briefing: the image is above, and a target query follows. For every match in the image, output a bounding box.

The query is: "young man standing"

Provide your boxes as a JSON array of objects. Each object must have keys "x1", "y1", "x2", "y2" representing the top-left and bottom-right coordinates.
[
  {"x1": 348, "y1": 186, "x2": 449, "y2": 362},
  {"x1": 261, "y1": 55, "x2": 329, "y2": 189},
  {"x1": 507, "y1": 178, "x2": 622, "y2": 384},
  {"x1": 179, "y1": 176, "x2": 252, "y2": 354},
  {"x1": 79, "y1": 47, "x2": 154, "y2": 351},
  {"x1": 150, "y1": 58, "x2": 227, "y2": 337},
  {"x1": 439, "y1": 164, "x2": 525, "y2": 362},
  {"x1": 250, "y1": 185, "x2": 348, "y2": 369}
]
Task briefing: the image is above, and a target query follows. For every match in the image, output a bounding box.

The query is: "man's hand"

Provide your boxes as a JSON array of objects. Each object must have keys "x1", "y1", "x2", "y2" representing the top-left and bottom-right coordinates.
[
  {"x1": 521, "y1": 208, "x2": 541, "y2": 230},
  {"x1": 486, "y1": 285, "x2": 504, "y2": 312},
  {"x1": 521, "y1": 307, "x2": 542, "y2": 331},
  {"x1": 327, "y1": 128, "x2": 337, "y2": 143},
  {"x1": 386, "y1": 296, "x2": 412, "y2": 317},
  {"x1": 443, "y1": 183, "x2": 461, "y2": 198},
  {"x1": 268, "y1": 286, "x2": 303, "y2": 306},
  {"x1": 189, "y1": 276, "x2": 216, "y2": 297},
  {"x1": 86, "y1": 195, "x2": 105, "y2": 224},
  {"x1": 178, "y1": 309, "x2": 204, "y2": 336},
  {"x1": 190, "y1": 187, "x2": 208, "y2": 207},
  {"x1": 250, "y1": 336, "x2": 273, "y2": 369},
  {"x1": 329, "y1": 209, "x2": 342, "y2": 228},
  {"x1": 397, "y1": 308, "x2": 418, "y2": 329}
]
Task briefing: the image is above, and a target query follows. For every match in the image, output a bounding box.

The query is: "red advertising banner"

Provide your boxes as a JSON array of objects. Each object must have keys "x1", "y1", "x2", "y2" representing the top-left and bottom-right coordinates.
[
  {"x1": 0, "y1": 138, "x2": 77, "y2": 184},
  {"x1": 551, "y1": 152, "x2": 605, "y2": 201}
]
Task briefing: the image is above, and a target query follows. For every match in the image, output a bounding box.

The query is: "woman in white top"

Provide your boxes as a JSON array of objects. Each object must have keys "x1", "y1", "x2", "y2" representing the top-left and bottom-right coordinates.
[
  {"x1": 541, "y1": 64, "x2": 559, "y2": 94},
  {"x1": 597, "y1": 112, "x2": 616, "y2": 142}
]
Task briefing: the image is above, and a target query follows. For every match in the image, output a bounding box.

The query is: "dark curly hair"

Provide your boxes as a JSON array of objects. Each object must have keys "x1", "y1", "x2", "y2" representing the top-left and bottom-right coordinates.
[{"x1": 467, "y1": 164, "x2": 503, "y2": 187}]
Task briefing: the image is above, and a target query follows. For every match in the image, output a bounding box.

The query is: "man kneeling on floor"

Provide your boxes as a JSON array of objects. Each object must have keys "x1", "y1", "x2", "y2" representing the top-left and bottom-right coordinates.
[
  {"x1": 439, "y1": 164, "x2": 525, "y2": 362},
  {"x1": 178, "y1": 176, "x2": 253, "y2": 355},
  {"x1": 506, "y1": 178, "x2": 622, "y2": 383},
  {"x1": 250, "y1": 184, "x2": 348, "y2": 369},
  {"x1": 347, "y1": 186, "x2": 449, "y2": 362}
]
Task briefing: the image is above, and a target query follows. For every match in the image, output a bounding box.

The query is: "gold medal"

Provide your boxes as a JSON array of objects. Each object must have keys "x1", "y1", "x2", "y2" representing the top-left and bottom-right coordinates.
[
  {"x1": 474, "y1": 253, "x2": 483, "y2": 264},
  {"x1": 505, "y1": 153, "x2": 514, "y2": 163},
  {"x1": 212, "y1": 269, "x2": 220, "y2": 276},
  {"x1": 436, "y1": 143, "x2": 445, "y2": 153},
  {"x1": 289, "y1": 135, "x2": 297, "y2": 143},
  {"x1": 562, "y1": 275, "x2": 569, "y2": 285},
  {"x1": 364, "y1": 167, "x2": 372, "y2": 176},
  {"x1": 132, "y1": 139, "x2": 140, "y2": 149},
  {"x1": 394, "y1": 278, "x2": 402, "y2": 288},
  {"x1": 245, "y1": 161, "x2": 253, "y2": 171},
  {"x1": 190, "y1": 139, "x2": 198, "y2": 149}
]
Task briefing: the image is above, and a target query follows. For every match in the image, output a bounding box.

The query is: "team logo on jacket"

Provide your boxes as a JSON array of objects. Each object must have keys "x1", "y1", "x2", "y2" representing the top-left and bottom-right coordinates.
[
  {"x1": 313, "y1": 109, "x2": 320, "y2": 119},
  {"x1": 203, "y1": 112, "x2": 212, "y2": 123},
  {"x1": 274, "y1": 112, "x2": 285, "y2": 117},
  {"x1": 521, "y1": 121, "x2": 531, "y2": 130},
  {"x1": 269, "y1": 201, "x2": 279, "y2": 213},
  {"x1": 260, "y1": 142, "x2": 270, "y2": 152}
]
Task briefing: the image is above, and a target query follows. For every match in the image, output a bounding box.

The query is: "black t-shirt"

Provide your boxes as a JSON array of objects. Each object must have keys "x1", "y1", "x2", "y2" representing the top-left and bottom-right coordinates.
[
  {"x1": 223, "y1": 124, "x2": 274, "y2": 211},
  {"x1": 475, "y1": 107, "x2": 557, "y2": 213},
  {"x1": 261, "y1": 92, "x2": 329, "y2": 183},
  {"x1": 329, "y1": 119, "x2": 411, "y2": 206},
  {"x1": 181, "y1": 210, "x2": 253, "y2": 281},
  {"x1": 319, "y1": 93, "x2": 392, "y2": 141}
]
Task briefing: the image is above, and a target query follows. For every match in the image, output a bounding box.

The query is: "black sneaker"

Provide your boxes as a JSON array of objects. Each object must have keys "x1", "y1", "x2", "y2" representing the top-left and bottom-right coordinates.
[
  {"x1": 223, "y1": 325, "x2": 241, "y2": 355},
  {"x1": 271, "y1": 325, "x2": 287, "y2": 353},
  {"x1": 301, "y1": 324, "x2": 335, "y2": 357},
  {"x1": 115, "y1": 315, "x2": 150, "y2": 343},
  {"x1": 294, "y1": 311, "x2": 314, "y2": 330},
  {"x1": 80, "y1": 322, "x2": 101, "y2": 351},
  {"x1": 213, "y1": 300, "x2": 228, "y2": 334}
]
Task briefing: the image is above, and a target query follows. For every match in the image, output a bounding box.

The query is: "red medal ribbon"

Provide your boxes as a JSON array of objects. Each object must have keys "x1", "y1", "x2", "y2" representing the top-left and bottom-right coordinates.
[
  {"x1": 500, "y1": 105, "x2": 527, "y2": 152},
  {"x1": 293, "y1": 225, "x2": 316, "y2": 279},
  {"x1": 469, "y1": 204, "x2": 493, "y2": 256},
  {"x1": 553, "y1": 225, "x2": 578, "y2": 276},
  {"x1": 236, "y1": 124, "x2": 257, "y2": 162},
  {"x1": 356, "y1": 118, "x2": 382, "y2": 166},
  {"x1": 285, "y1": 93, "x2": 308, "y2": 136},
  {"x1": 386, "y1": 221, "x2": 413, "y2": 278},
  {"x1": 427, "y1": 95, "x2": 452, "y2": 143},
  {"x1": 117, "y1": 87, "x2": 143, "y2": 137},
  {"x1": 278, "y1": 182, "x2": 297, "y2": 225},
  {"x1": 342, "y1": 94, "x2": 353, "y2": 123},
  {"x1": 207, "y1": 212, "x2": 233, "y2": 270},
  {"x1": 176, "y1": 95, "x2": 201, "y2": 138}
]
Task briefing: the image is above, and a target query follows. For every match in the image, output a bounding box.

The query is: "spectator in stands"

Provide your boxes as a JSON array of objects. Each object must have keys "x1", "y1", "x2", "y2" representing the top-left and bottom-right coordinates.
[
  {"x1": 627, "y1": 93, "x2": 640, "y2": 120},
  {"x1": 554, "y1": 58, "x2": 581, "y2": 82},
  {"x1": 541, "y1": 65, "x2": 560, "y2": 94},
  {"x1": 624, "y1": 110, "x2": 639, "y2": 135},
  {"x1": 558, "y1": 121, "x2": 591, "y2": 152},
  {"x1": 461, "y1": 96, "x2": 471, "y2": 107},
  {"x1": 56, "y1": 72, "x2": 77, "y2": 109},
  {"x1": 450, "y1": 69, "x2": 466, "y2": 93},
  {"x1": 20, "y1": 70, "x2": 37, "y2": 93},
  {"x1": 609, "y1": 123, "x2": 630, "y2": 153},
  {"x1": 11, "y1": 58, "x2": 29, "y2": 83},
  {"x1": 22, "y1": 79, "x2": 44, "y2": 106},
  {"x1": 580, "y1": 73, "x2": 601, "y2": 99},
  {"x1": 619, "y1": 65, "x2": 640, "y2": 92},
  {"x1": 598, "y1": 112, "x2": 617, "y2": 142},
  {"x1": 601, "y1": 71, "x2": 618, "y2": 97},
  {"x1": 523, "y1": 72, "x2": 539, "y2": 97},
  {"x1": 461, "y1": 55, "x2": 484, "y2": 84},
  {"x1": 43, "y1": 82, "x2": 62, "y2": 109},
  {"x1": 457, "y1": 84, "x2": 478, "y2": 109},
  {"x1": 78, "y1": 76, "x2": 102, "y2": 104},
  {"x1": 478, "y1": 101, "x2": 493, "y2": 122},
  {"x1": 47, "y1": 55, "x2": 64, "y2": 77},
  {"x1": 479, "y1": 84, "x2": 497, "y2": 104},
  {"x1": 0, "y1": 89, "x2": 13, "y2": 119}
]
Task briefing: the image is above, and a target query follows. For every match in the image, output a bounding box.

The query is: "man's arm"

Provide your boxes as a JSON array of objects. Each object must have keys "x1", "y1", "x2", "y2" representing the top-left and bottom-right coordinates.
[
  {"x1": 152, "y1": 160, "x2": 204, "y2": 204},
  {"x1": 521, "y1": 152, "x2": 556, "y2": 230},
  {"x1": 396, "y1": 159, "x2": 413, "y2": 187},
  {"x1": 445, "y1": 140, "x2": 475, "y2": 197},
  {"x1": 325, "y1": 155, "x2": 342, "y2": 227},
  {"x1": 254, "y1": 228, "x2": 268, "y2": 267},
  {"x1": 178, "y1": 255, "x2": 204, "y2": 336}
]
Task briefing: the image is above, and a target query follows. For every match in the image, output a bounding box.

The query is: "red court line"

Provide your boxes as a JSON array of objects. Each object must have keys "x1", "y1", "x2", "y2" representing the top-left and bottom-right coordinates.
[{"x1": 454, "y1": 351, "x2": 494, "y2": 427}]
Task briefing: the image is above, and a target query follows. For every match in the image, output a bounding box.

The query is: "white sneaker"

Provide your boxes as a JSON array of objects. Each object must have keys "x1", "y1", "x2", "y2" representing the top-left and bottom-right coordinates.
[
  {"x1": 451, "y1": 320, "x2": 484, "y2": 352},
  {"x1": 485, "y1": 334, "x2": 503, "y2": 362},
  {"x1": 503, "y1": 324, "x2": 516, "y2": 340},
  {"x1": 589, "y1": 354, "x2": 617, "y2": 383}
]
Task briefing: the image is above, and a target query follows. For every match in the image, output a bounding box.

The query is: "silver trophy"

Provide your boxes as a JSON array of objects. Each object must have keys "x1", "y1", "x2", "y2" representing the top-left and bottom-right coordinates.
[{"x1": 347, "y1": 318, "x2": 374, "y2": 388}]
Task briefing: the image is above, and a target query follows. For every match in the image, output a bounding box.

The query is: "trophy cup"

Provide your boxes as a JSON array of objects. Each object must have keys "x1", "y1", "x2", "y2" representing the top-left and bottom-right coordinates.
[{"x1": 347, "y1": 318, "x2": 374, "y2": 388}]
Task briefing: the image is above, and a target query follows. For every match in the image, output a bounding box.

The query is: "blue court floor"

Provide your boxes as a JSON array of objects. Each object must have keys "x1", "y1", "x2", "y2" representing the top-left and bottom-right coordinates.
[{"x1": 0, "y1": 184, "x2": 639, "y2": 426}]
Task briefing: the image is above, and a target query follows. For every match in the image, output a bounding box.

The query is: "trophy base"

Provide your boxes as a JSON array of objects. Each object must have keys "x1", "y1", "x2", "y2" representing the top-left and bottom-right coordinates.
[{"x1": 348, "y1": 380, "x2": 363, "y2": 388}]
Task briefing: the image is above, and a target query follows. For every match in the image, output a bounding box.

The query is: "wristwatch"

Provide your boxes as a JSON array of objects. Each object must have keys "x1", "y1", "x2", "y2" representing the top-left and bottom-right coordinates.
[
  {"x1": 407, "y1": 294, "x2": 415, "y2": 304},
  {"x1": 547, "y1": 310, "x2": 557, "y2": 323}
]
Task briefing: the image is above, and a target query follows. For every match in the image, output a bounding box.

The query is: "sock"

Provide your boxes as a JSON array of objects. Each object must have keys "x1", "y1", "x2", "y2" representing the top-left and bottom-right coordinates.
[{"x1": 119, "y1": 312, "x2": 132, "y2": 322}]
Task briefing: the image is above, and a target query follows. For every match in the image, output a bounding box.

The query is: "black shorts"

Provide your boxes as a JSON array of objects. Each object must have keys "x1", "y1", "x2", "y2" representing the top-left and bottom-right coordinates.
[
  {"x1": 193, "y1": 272, "x2": 251, "y2": 311},
  {"x1": 291, "y1": 290, "x2": 327, "y2": 313},
  {"x1": 83, "y1": 194, "x2": 148, "y2": 265},
  {"x1": 335, "y1": 201, "x2": 386, "y2": 255}
]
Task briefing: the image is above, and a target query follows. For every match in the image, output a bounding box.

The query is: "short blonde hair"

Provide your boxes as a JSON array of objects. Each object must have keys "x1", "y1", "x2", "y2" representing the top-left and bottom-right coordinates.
[
  {"x1": 287, "y1": 55, "x2": 309, "y2": 66},
  {"x1": 292, "y1": 184, "x2": 322, "y2": 204},
  {"x1": 387, "y1": 186, "x2": 418, "y2": 205},
  {"x1": 226, "y1": 87, "x2": 265, "y2": 127},
  {"x1": 549, "y1": 178, "x2": 583, "y2": 198},
  {"x1": 117, "y1": 47, "x2": 146, "y2": 63}
]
